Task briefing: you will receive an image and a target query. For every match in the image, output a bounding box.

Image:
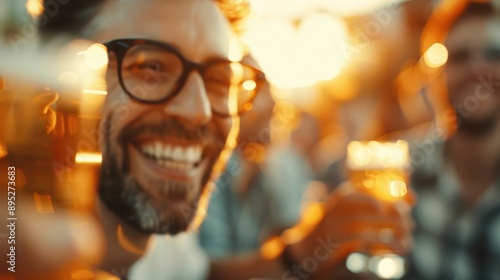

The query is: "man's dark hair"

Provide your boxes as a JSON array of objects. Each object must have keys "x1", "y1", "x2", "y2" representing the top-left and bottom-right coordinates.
[
  {"x1": 39, "y1": 0, "x2": 251, "y2": 39},
  {"x1": 39, "y1": 0, "x2": 104, "y2": 39},
  {"x1": 453, "y1": 1, "x2": 496, "y2": 27}
]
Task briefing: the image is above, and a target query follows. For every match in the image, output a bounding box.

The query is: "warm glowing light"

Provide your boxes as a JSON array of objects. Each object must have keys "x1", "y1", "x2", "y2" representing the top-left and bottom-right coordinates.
[
  {"x1": 242, "y1": 80, "x2": 257, "y2": 91},
  {"x1": 389, "y1": 180, "x2": 407, "y2": 197},
  {"x1": 82, "y1": 75, "x2": 107, "y2": 96},
  {"x1": 75, "y1": 152, "x2": 102, "y2": 164},
  {"x1": 298, "y1": 14, "x2": 347, "y2": 81},
  {"x1": 250, "y1": 0, "x2": 404, "y2": 17},
  {"x1": 281, "y1": 227, "x2": 304, "y2": 244},
  {"x1": 230, "y1": 62, "x2": 245, "y2": 83},
  {"x1": 347, "y1": 140, "x2": 409, "y2": 170},
  {"x1": 346, "y1": 253, "x2": 368, "y2": 273},
  {"x1": 371, "y1": 255, "x2": 405, "y2": 279},
  {"x1": 424, "y1": 43, "x2": 448, "y2": 68},
  {"x1": 242, "y1": 103, "x2": 253, "y2": 112},
  {"x1": 244, "y1": 14, "x2": 348, "y2": 88},
  {"x1": 260, "y1": 236, "x2": 285, "y2": 260},
  {"x1": 348, "y1": 141, "x2": 372, "y2": 167},
  {"x1": 83, "y1": 89, "x2": 107, "y2": 95},
  {"x1": 228, "y1": 38, "x2": 244, "y2": 62},
  {"x1": 347, "y1": 140, "x2": 409, "y2": 202},
  {"x1": 319, "y1": 0, "x2": 404, "y2": 16},
  {"x1": 377, "y1": 257, "x2": 397, "y2": 279},
  {"x1": 301, "y1": 202, "x2": 325, "y2": 226},
  {"x1": 26, "y1": 0, "x2": 44, "y2": 17},
  {"x1": 84, "y1": 44, "x2": 108, "y2": 69},
  {"x1": 58, "y1": 71, "x2": 79, "y2": 86},
  {"x1": 250, "y1": 0, "x2": 314, "y2": 18},
  {"x1": 33, "y1": 193, "x2": 54, "y2": 213}
]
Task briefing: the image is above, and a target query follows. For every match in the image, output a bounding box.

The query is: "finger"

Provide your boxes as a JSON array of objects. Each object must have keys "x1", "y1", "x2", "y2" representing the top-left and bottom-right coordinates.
[
  {"x1": 328, "y1": 192, "x2": 383, "y2": 218},
  {"x1": 403, "y1": 187, "x2": 417, "y2": 206},
  {"x1": 325, "y1": 181, "x2": 356, "y2": 205},
  {"x1": 383, "y1": 201, "x2": 415, "y2": 232},
  {"x1": 33, "y1": 91, "x2": 59, "y2": 114},
  {"x1": 326, "y1": 213, "x2": 412, "y2": 244},
  {"x1": 333, "y1": 219, "x2": 409, "y2": 239},
  {"x1": 46, "y1": 107, "x2": 57, "y2": 133}
]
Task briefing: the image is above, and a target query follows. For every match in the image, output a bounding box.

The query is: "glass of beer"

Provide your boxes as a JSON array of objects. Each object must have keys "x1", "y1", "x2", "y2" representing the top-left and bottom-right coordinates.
[
  {"x1": 344, "y1": 140, "x2": 410, "y2": 279},
  {"x1": 346, "y1": 140, "x2": 409, "y2": 202}
]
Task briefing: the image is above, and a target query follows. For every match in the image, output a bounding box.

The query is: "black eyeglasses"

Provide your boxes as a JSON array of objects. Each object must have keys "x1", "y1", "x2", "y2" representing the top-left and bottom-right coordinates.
[
  {"x1": 104, "y1": 39, "x2": 266, "y2": 117},
  {"x1": 447, "y1": 46, "x2": 500, "y2": 66}
]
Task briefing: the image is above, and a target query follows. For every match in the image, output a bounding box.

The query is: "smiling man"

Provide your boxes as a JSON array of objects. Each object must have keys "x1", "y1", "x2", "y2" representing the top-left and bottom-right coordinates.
[
  {"x1": 44, "y1": 0, "x2": 263, "y2": 236},
  {"x1": 93, "y1": 9, "x2": 251, "y2": 235}
]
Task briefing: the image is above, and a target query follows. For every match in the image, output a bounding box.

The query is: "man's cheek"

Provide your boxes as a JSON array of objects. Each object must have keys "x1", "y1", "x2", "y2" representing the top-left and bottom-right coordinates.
[{"x1": 107, "y1": 94, "x2": 138, "y2": 122}]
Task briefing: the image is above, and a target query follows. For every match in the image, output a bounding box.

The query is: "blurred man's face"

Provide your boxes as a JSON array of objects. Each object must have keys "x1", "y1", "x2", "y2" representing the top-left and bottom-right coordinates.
[
  {"x1": 87, "y1": 0, "x2": 235, "y2": 234},
  {"x1": 445, "y1": 16, "x2": 500, "y2": 130}
]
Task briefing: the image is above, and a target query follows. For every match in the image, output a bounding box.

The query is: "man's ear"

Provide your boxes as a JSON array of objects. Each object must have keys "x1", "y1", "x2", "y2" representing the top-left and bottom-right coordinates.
[{"x1": 0, "y1": 78, "x2": 15, "y2": 158}]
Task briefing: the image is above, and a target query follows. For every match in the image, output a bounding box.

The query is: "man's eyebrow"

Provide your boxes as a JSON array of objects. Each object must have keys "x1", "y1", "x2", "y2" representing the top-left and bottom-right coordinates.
[{"x1": 126, "y1": 45, "x2": 160, "y2": 56}]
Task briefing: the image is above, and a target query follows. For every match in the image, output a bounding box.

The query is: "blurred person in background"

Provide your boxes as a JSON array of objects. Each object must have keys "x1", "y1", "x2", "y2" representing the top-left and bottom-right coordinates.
[
  {"x1": 320, "y1": 1, "x2": 500, "y2": 279},
  {"x1": 198, "y1": 73, "x2": 313, "y2": 257},
  {"x1": 403, "y1": 1, "x2": 500, "y2": 279},
  {"x1": 1, "y1": 0, "x2": 413, "y2": 279}
]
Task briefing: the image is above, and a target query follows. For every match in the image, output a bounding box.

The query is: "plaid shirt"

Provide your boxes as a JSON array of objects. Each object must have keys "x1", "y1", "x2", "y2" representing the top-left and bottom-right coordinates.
[{"x1": 404, "y1": 142, "x2": 500, "y2": 280}]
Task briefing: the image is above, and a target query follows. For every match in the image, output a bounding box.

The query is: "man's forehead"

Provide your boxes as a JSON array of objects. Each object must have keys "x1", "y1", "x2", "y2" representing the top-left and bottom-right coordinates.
[{"x1": 86, "y1": 0, "x2": 231, "y2": 60}]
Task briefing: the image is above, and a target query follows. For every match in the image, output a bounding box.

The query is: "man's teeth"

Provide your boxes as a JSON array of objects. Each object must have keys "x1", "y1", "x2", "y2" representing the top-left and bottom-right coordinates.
[{"x1": 141, "y1": 142, "x2": 202, "y2": 164}]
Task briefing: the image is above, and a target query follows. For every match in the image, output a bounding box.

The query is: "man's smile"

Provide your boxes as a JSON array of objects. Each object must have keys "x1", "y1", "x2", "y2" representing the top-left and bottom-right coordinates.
[
  {"x1": 129, "y1": 138, "x2": 206, "y2": 183},
  {"x1": 136, "y1": 139, "x2": 203, "y2": 168}
]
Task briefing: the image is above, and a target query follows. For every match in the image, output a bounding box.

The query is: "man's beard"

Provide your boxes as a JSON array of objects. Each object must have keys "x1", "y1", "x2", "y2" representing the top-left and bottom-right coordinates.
[
  {"x1": 98, "y1": 114, "x2": 225, "y2": 234},
  {"x1": 456, "y1": 110, "x2": 498, "y2": 138}
]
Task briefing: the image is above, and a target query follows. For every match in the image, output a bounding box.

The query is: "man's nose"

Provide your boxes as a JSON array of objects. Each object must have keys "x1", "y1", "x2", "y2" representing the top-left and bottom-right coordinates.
[{"x1": 163, "y1": 72, "x2": 212, "y2": 128}]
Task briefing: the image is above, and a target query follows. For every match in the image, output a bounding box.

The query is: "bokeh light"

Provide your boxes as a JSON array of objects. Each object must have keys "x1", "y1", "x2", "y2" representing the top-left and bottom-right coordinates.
[
  {"x1": 389, "y1": 180, "x2": 408, "y2": 197},
  {"x1": 244, "y1": 13, "x2": 348, "y2": 88},
  {"x1": 346, "y1": 253, "x2": 369, "y2": 273},
  {"x1": 58, "y1": 71, "x2": 79, "y2": 86},
  {"x1": 370, "y1": 255, "x2": 406, "y2": 279},
  {"x1": 84, "y1": 44, "x2": 108, "y2": 70},
  {"x1": 26, "y1": 0, "x2": 44, "y2": 17},
  {"x1": 75, "y1": 152, "x2": 102, "y2": 164},
  {"x1": 424, "y1": 43, "x2": 448, "y2": 68},
  {"x1": 242, "y1": 80, "x2": 257, "y2": 91}
]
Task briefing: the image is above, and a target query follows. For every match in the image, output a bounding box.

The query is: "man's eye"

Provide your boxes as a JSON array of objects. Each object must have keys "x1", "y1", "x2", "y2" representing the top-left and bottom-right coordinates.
[
  {"x1": 127, "y1": 61, "x2": 164, "y2": 72},
  {"x1": 485, "y1": 48, "x2": 500, "y2": 61},
  {"x1": 447, "y1": 50, "x2": 469, "y2": 64}
]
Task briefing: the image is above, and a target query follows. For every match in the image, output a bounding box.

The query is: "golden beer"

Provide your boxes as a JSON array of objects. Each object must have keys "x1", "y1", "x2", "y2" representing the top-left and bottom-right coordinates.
[
  {"x1": 346, "y1": 140, "x2": 410, "y2": 202},
  {"x1": 345, "y1": 140, "x2": 410, "y2": 279}
]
